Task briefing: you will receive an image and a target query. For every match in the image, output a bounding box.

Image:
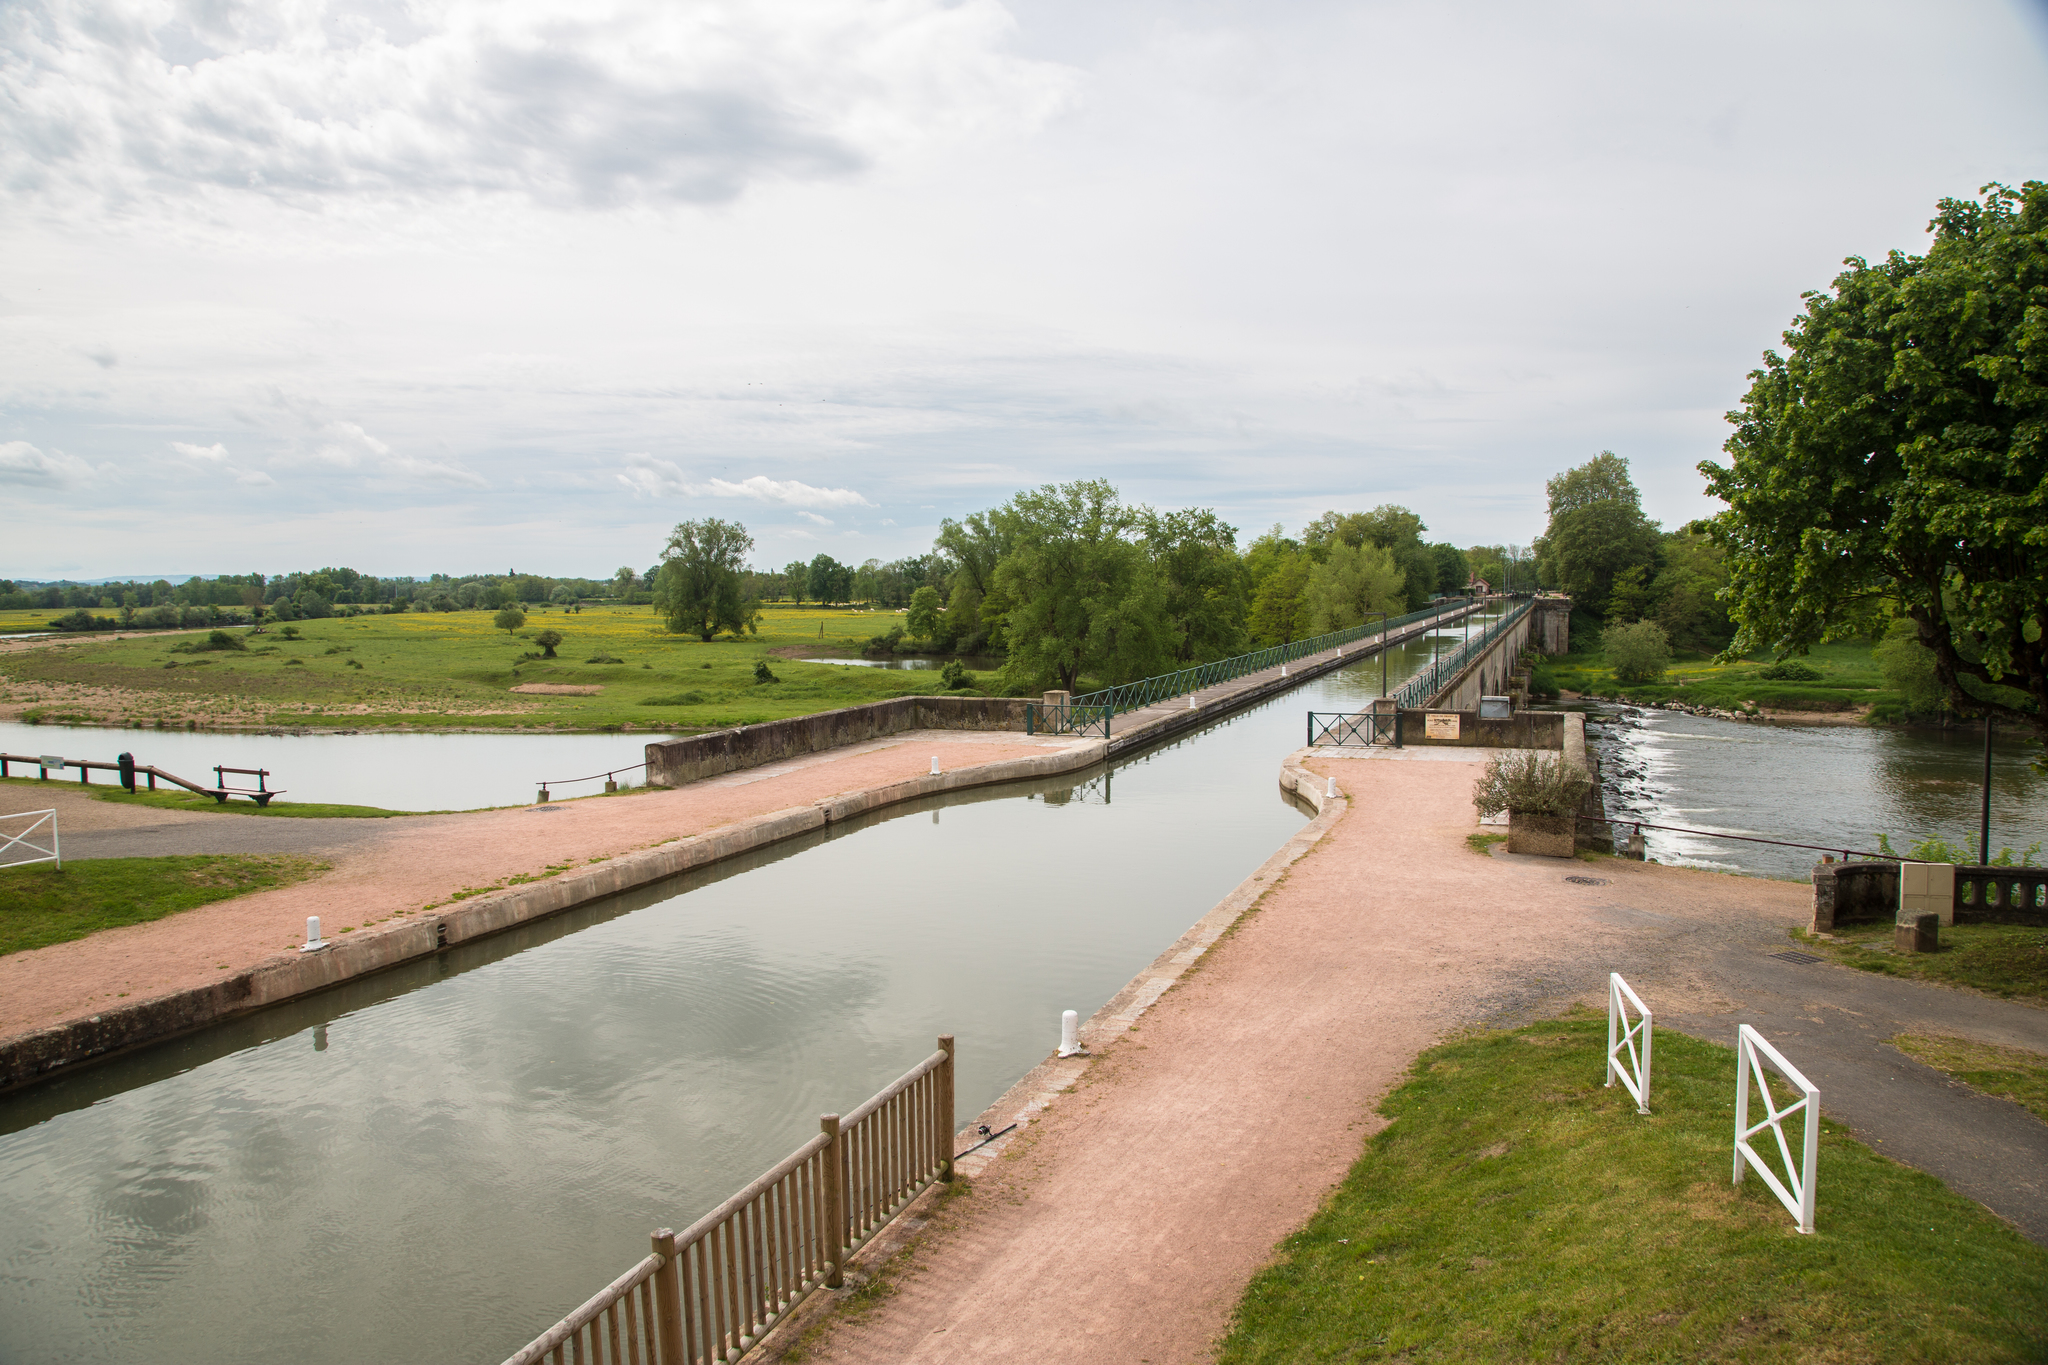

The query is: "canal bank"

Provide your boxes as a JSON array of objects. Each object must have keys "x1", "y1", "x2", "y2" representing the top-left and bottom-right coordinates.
[{"x1": 0, "y1": 605, "x2": 1494, "y2": 1093}]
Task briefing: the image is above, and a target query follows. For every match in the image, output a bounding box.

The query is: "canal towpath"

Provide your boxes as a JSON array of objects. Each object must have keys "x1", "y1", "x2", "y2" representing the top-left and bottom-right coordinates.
[{"x1": 784, "y1": 744, "x2": 2048, "y2": 1365}]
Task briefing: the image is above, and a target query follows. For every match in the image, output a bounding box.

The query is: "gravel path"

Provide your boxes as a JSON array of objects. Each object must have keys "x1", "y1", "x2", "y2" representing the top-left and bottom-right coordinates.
[{"x1": 792, "y1": 748, "x2": 2048, "y2": 1365}]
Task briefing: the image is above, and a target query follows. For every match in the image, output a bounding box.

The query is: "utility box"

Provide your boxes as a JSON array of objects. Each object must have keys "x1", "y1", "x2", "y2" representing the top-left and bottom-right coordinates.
[
  {"x1": 1478, "y1": 695, "x2": 1511, "y2": 719},
  {"x1": 1899, "y1": 862, "x2": 1956, "y2": 928}
]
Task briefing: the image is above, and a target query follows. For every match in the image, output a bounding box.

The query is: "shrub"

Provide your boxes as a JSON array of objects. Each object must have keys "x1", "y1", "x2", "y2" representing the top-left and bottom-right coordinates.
[
  {"x1": 1528, "y1": 664, "x2": 1560, "y2": 699},
  {"x1": 279, "y1": 625, "x2": 301, "y2": 640},
  {"x1": 1603, "y1": 619, "x2": 1671, "y2": 685},
  {"x1": 864, "y1": 625, "x2": 906, "y2": 657},
  {"x1": 532, "y1": 629, "x2": 563, "y2": 658},
  {"x1": 753, "y1": 660, "x2": 780, "y2": 684},
  {"x1": 640, "y1": 691, "x2": 708, "y2": 706},
  {"x1": 940, "y1": 659, "x2": 974, "y2": 690},
  {"x1": 1472, "y1": 751, "x2": 1588, "y2": 818},
  {"x1": 203, "y1": 629, "x2": 246, "y2": 652},
  {"x1": 494, "y1": 606, "x2": 527, "y2": 634},
  {"x1": 585, "y1": 654, "x2": 624, "y2": 664},
  {"x1": 1759, "y1": 658, "x2": 1825, "y2": 681}
]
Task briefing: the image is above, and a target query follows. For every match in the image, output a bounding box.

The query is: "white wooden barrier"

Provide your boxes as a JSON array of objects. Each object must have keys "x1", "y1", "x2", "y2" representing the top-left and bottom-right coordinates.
[
  {"x1": 1734, "y1": 1024, "x2": 1819, "y2": 1233},
  {"x1": 0, "y1": 809, "x2": 59, "y2": 870},
  {"x1": 1604, "y1": 972, "x2": 1652, "y2": 1114}
]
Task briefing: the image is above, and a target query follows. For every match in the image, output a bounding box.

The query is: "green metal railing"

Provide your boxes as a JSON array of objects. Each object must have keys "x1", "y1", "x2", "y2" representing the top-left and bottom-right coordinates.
[
  {"x1": 1307, "y1": 710, "x2": 1399, "y2": 747},
  {"x1": 1389, "y1": 599, "x2": 1532, "y2": 711},
  {"x1": 1023, "y1": 701, "x2": 1112, "y2": 739},
  {"x1": 1059, "y1": 601, "x2": 1477, "y2": 722}
]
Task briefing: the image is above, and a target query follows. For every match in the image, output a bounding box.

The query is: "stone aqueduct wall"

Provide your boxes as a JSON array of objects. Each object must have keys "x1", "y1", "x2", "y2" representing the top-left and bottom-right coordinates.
[{"x1": 644, "y1": 695, "x2": 1031, "y2": 788}]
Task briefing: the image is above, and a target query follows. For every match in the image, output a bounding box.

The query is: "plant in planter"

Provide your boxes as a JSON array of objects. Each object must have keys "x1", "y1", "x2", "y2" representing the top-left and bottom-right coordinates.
[{"x1": 1473, "y1": 751, "x2": 1588, "y2": 858}]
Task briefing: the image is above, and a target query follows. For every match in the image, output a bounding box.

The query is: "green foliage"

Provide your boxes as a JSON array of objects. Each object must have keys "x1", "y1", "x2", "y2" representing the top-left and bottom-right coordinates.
[
  {"x1": 1303, "y1": 505, "x2": 1436, "y2": 611},
  {"x1": 492, "y1": 606, "x2": 526, "y2": 634},
  {"x1": 279, "y1": 624, "x2": 301, "y2": 639},
  {"x1": 1246, "y1": 550, "x2": 1311, "y2": 646},
  {"x1": 657, "y1": 518, "x2": 762, "y2": 641},
  {"x1": 804, "y1": 554, "x2": 854, "y2": 606},
  {"x1": 989, "y1": 480, "x2": 1172, "y2": 694},
  {"x1": 753, "y1": 659, "x2": 780, "y2": 684},
  {"x1": 1471, "y1": 750, "x2": 1587, "y2": 817},
  {"x1": 1219, "y1": 1018, "x2": 2048, "y2": 1364},
  {"x1": 1893, "y1": 1034, "x2": 2048, "y2": 1126},
  {"x1": 1875, "y1": 619, "x2": 1950, "y2": 716},
  {"x1": 1145, "y1": 507, "x2": 1250, "y2": 664},
  {"x1": 531, "y1": 629, "x2": 563, "y2": 658},
  {"x1": 1536, "y1": 452, "x2": 1662, "y2": 614},
  {"x1": 1527, "y1": 664, "x2": 1559, "y2": 699},
  {"x1": 0, "y1": 855, "x2": 330, "y2": 956},
  {"x1": 1603, "y1": 618, "x2": 1672, "y2": 684},
  {"x1": 939, "y1": 659, "x2": 973, "y2": 690},
  {"x1": 864, "y1": 624, "x2": 906, "y2": 657},
  {"x1": 1757, "y1": 658, "x2": 1823, "y2": 681},
  {"x1": 1703, "y1": 182, "x2": 2048, "y2": 755},
  {"x1": 1302, "y1": 539, "x2": 1405, "y2": 634},
  {"x1": 640, "y1": 691, "x2": 708, "y2": 706},
  {"x1": 906, "y1": 585, "x2": 942, "y2": 640}
]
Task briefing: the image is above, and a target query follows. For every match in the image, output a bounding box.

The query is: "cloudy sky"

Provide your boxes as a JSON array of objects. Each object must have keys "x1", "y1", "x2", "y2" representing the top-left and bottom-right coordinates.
[{"x1": 3, "y1": 0, "x2": 2045, "y2": 580}]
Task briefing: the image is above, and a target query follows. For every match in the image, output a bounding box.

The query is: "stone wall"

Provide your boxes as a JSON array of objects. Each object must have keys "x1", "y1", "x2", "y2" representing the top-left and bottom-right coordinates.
[
  {"x1": 644, "y1": 695, "x2": 1032, "y2": 788},
  {"x1": 1810, "y1": 861, "x2": 1899, "y2": 932},
  {"x1": 1393, "y1": 708, "x2": 1564, "y2": 749},
  {"x1": 1533, "y1": 596, "x2": 1571, "y2": 655}
]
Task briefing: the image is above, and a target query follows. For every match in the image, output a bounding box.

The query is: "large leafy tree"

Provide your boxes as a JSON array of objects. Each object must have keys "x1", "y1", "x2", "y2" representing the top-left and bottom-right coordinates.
[
  {"x1": 1536, "y1": 452, "x2": 1662, "y2": 612},
  {"x1": 1702, "y1": 182, "x2": 2048, "y2": 751},
  {"x1": 1303, "y1": 540, "x2": 1405, "y2": 633},
  {"x1": 988, "y1": 480, "x2": 1171, "y2": 693},
  {"x1": 1304, "y1": 505, "x2": 1436, "y2": 610},
  {"x1": 656, "y1": 518, "x2": 761, "y2": 641},
  {"x1": 1144, "y1": 508, "x2": 1249, "y2": 664}
]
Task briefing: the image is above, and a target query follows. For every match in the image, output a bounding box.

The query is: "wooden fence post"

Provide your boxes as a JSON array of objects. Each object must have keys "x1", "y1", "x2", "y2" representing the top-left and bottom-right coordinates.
[
  {"x1": 936, "y1": 1035, "x2": 956, "y2": 1183},
  {"x1": 820, "y1": 1114, "x2": 845, "y2": 1288},
  {"x1": 651, "y1": 1228, "x2": 686, "y2": 1365}
]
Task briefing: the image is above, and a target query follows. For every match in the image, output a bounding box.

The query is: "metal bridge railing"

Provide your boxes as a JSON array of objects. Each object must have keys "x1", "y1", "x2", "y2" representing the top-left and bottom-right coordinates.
[
  {"x1": 1389, "y1": 599, "x2": 1532, "y2": 710},
  {"x1": 1306, "y1": 710, "x2": 1398, "y2": 747},
  {"x1": 1057, "y1": 600, "x2": 1487, "y2": 726}
]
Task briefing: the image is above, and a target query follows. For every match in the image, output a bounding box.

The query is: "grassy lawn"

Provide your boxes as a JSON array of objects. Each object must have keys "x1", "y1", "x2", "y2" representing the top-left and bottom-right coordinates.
[
  {"x1": 0, "y1": 603, "x2": 983, "y2": 733},
  {"x1": 0, "y1": 773, "x2": 417, "y2": 818},
  {"x1": 1805, "y1": 922, "x2": 2048, "y2": 1003},
  {"x1": 1550, "y1": 639, "x2": 1892, "y2": 715},
  {"x1": 1220, "y1": 1016, "x2": 2048, "y2": 1364},
  {"x1": 0, "y1": 854, "x2": 329, "y2": 956},
  {"x1": 1893, "y1": 1034, "x2": 2048, "y2": 1125}
]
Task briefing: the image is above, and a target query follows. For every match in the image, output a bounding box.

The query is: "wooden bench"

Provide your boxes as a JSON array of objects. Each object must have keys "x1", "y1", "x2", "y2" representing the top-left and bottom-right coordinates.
[{"x1": 209, "y1": 766, "x2": 284, "y2": 806}]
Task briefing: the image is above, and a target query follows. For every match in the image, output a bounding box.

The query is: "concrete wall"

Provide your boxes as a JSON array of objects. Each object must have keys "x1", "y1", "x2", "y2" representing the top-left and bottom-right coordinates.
[
  {"x1": 645, "y1": 695, "x2": 1031, "y2": 788},
  {"x1": 1533, "y1": 597, "x2": 1571, "y2": 655},
  {"x1": 1393, "y1": 709, "x2": 1563, "y2": 749},
  {"x1": 1811, "y1": 861, "x2": 1899, "y2": 932},
  {"x1": 1429, "y1": 605, "x2": 1535, "y2": 711}
]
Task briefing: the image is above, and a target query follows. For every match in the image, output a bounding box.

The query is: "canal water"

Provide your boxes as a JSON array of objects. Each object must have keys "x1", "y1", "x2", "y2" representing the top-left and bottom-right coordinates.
[{"x1": 0, "y1": 617, "x2": 1482, "y2": 1365}]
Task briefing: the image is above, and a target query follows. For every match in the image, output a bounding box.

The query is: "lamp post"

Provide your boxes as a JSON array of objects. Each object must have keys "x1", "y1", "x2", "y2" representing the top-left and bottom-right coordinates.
[{"x1": 1981, "y1": 711, "x2": 1994, "y2": 866}]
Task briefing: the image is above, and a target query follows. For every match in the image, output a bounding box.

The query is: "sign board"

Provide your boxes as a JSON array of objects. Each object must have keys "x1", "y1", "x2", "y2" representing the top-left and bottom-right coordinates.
[
  {"x1": 1424, "y1": 713, "x2": 1460, "y2": 740},
  {"x1": 39, "y1": 755, "x2": 65, "y2": 770}
]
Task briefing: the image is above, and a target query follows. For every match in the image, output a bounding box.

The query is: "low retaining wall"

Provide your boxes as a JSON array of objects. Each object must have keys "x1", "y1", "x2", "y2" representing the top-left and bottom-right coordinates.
[
  {"x1": 0, "y1": 741, "x2": 1101, "y2": 1094},
  {"x1": 1393, "y1": 709, "x2": 1563, "y2": 748},
  {"x1": 1813, "y1": 860, "x2": 2048, "y2": 932},
  {"x1": 644, "y1": 696, "x2": 1031, "y2": 788}
]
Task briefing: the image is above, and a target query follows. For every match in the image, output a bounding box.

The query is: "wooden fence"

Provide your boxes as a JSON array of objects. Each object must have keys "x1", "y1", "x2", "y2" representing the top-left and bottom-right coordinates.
[{"x1": 503, "y1": 1036, "x2": 957, "y2": 1365}]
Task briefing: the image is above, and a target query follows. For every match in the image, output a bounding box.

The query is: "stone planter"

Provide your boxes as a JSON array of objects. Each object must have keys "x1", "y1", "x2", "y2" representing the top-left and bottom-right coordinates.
[{"x1": 1508, "y1": 810, "x2": 1576, "y2": 858}]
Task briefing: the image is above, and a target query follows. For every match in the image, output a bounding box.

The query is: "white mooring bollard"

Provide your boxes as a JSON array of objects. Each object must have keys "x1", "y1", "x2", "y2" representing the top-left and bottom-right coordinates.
[
  {"x1": 931, "y1": 755, "x2": 941, "y2": 775},
  {"x1": 1057, "y1": 1009, "x2": 1081, "y2": 1057},
  {"x1": 301, "y1": 916, "x2": 328, "y2": 952},
  {"x1": 1281, "y1": 663, "x2": 1288, "y2": 677},
  {"x1": 1326, "y1": 776, "x2": 1337, "y2": 798},
  {"x1": 1189, "y1": 695, "x2": 1197, "y2": 709}
]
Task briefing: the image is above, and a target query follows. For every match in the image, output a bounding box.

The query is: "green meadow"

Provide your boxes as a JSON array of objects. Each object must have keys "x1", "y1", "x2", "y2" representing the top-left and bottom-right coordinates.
[
  {"x1": 1547, "y1": 639, "x2": 1892, "y2": 715},
  {"x1": 0, "y1": 604, "x2": 982, "y2": 733}
]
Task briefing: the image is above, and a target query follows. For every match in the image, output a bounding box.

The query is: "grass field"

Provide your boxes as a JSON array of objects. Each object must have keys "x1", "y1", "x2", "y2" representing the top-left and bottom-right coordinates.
[
  {"x1": 1804, "y1": 921, "x2": 2048, "y2": 1003},
  {"x1": 1892, "y1": 1033, "x2": 2048, "y2": 1125},
  {"x1": 0, "y1": 604, "x2": 980, "y2": 733},
  {"x1": 0, "y1": 854, "x2": 329, "y2": 956},
  {"x1": 0, "y1": 773, "x2": 416, "y2": 817},
  {"x1": 1218, "y1": 1015, "x2": 2048, "y2": 1363},
  {"x1": 1549, "y1": 639, "x2": 1893, "y2": 715}
]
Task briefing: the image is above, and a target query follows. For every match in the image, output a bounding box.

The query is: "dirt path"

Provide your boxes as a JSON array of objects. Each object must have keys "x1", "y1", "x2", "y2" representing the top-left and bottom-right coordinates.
[
  {"x1": 0, "y1": 732, "x2": 1079, "y2": 1041},
  {"x1": 793, "y1": 748, "x2": 2048, "y2": 1365}
]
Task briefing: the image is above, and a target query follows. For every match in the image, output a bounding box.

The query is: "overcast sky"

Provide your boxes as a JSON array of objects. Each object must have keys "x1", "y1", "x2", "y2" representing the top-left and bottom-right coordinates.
[{"x1": 3, "y1": 0, "x2": 2045, "y2": 581}]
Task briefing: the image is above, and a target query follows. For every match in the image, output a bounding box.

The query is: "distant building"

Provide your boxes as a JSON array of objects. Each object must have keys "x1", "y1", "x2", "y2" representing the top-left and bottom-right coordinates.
[{"x1": 1467, "y1": 576, "x2": 1491, "y2": 595}]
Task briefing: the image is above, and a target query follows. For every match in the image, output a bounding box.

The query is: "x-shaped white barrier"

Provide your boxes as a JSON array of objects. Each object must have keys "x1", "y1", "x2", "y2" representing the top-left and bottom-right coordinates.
[
  {"x1": 1734, "y1": 1024, "x2": 1819, "y2": 1233},
  {"x1": 0, "y1": 808, "x2": 59, "y2": 871},
  {"x1": 1604, "y1": 972, "x2": 1653, "y2": 1113}
]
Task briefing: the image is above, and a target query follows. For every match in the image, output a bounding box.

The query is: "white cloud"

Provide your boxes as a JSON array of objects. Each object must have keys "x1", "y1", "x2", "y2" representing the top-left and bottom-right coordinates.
[
  {"x1": 172, "y1": 441, "x2": 230, "y2": 463},
  {"x1": 618, "y1": 456, "x2": 874, "y2": 508},
  {"x1": 1, "y1": 0, "x2": 1075, "y2": 215},
  {"x1": 272, "y1": 395, "x2": 490, "y2": 488},
  {"x1": 0, "y1": 441, "x2": 101, "y2": 487},
  {"x1": 795, "y1": 509, "x2": 834, "y2": 525}
]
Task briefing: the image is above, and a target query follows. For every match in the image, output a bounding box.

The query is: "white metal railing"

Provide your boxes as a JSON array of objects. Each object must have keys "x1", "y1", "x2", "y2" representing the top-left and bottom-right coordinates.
[
  {"x1": 1604, "y1": 973, "x2": 1652, "y2": 1114},
  {"x1": 1733, "y1": 1024, "x2": 1819, "y2": 1233},
  {"x1": 0, "y1": 808, "x2": 59, "y2": 870}
]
